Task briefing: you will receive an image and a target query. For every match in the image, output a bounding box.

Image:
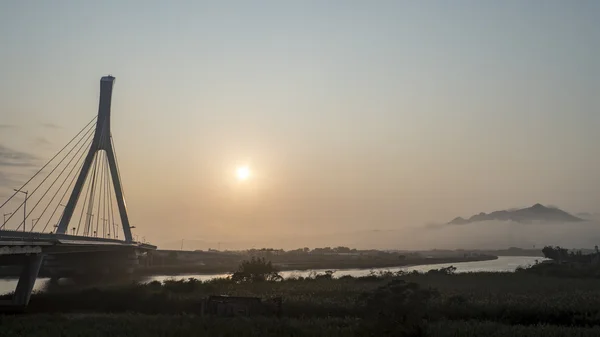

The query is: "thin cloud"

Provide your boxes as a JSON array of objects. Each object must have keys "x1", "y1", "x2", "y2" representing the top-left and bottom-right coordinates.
[
  {"x1": 0, "y1": 144, "x2": 37, "y2": 167},
  {"x1": 33, "y1": 137, "x2": 52, "y2": 147},
  {"x1": 0, "y1": 171, "x2": 18, "y2": 188},
  {"x1": 40, "y1": 122, "x2": 62, "y2": 129},
  {"x1": 0, "y1": 124, "x2": 17, "y2": 130}
]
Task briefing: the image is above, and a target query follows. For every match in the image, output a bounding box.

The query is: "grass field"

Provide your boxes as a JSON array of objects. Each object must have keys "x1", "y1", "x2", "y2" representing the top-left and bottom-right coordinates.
[
  {"x1": 2, "y1": 315, "x2": 600, "y2": 337},
  {"x1": 3, "y1": 268, "x2": 600, "y2": 336}
]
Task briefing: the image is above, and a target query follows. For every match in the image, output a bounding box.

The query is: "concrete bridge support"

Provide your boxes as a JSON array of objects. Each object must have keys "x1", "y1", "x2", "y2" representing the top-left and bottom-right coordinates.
[
  {"x1": 56, "y1": 76, "x2": 133, "y2": 242},
  {"x1": 0, "y1": 254, "x2": 43, "y2": 311},
  {"x1": 13, "y1": 254, "x2": 44, "y2": 306}
]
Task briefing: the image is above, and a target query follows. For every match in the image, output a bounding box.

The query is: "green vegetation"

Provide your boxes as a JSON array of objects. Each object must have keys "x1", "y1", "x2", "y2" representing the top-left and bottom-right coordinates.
[
  {"x1": 4, "y1": 271, "x2": 600, "y2": 330},
  {"x1": 231, "y1": 257, "x2": 283, "y2": 283},
  {"x1": 541, "y1": 245, "x2": 600, "y2": 263},
  {"x1": 5, "y1": 257, "x2": 600, "y2": 336},
  {"x1": 3, "y1": 315, "x2": 600, "y2": 337},
  {"x1": 521, "y1": 245, "x2": 600, "y2": 278}
]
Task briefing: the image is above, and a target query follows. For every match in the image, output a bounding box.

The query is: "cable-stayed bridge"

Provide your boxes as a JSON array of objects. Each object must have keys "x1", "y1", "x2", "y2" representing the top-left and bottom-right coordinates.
[{"x1": 0, "y1": 76, "x2": 156, "y2": 309}]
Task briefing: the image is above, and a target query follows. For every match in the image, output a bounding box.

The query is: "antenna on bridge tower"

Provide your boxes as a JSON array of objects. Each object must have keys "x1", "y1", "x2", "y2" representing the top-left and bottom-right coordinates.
[{"x1": 56, "y1": 76, "x2": 133, "y2": 242}]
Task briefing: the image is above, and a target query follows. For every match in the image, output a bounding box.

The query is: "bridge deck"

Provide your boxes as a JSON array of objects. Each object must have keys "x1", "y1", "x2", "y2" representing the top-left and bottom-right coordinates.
[{"x1": 0, "y1": 230, "x2": 156, "y2": 254}]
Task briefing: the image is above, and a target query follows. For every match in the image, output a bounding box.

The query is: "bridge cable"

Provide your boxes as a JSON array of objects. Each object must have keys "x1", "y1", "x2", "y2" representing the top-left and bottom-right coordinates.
[
  {"x1": 110, "y1": 135, "x2": 127, "y2": 201},
  {"x1": 77, "y1": 151, "x2": 98, "y2": 236},
  {"x1": 103, "y1": 154, "x2": 110, "y2": 238},
  {"x1": 110, "y1": 134, "x2": 131, "y2": 236},
  {"x1": 32, "y1": 130, "x2": 94, "y2": 233},
  {"x1": 100, "y1": 150, "x2": 107, "y2": 237},
  {"x1": 0, "y1": 116, "x2": 97, "y2": 211},
  {"x1": 85, "y1": 151, "x2": 101, "y2": 236},
  {"x1": 103, "y1": 155, "x2": 108, "y2": 237},
  {"x1": 107, "y1": 158, "x2": 115, "y2": 238},
  {"x1": 101, "y1": 150, "x2": 108, "y2": 237},
  {"x1": 10, "y1": 121, "x2": 97, "y2": 230},
  {"x1": 40, "y1": 136, "x2": 90, "y2": 234},
  {"x1": 28, "y1": 128, "x2": 95, "y2": 233},
  {"x1": 74, "y1": 159, "x2": 93, "y2": 236},
  {"x1": 10, "y1": 122, "x2": 94, "y2": 231},
  {"x1": 94, "y1": 151, "x2": 106, "y2": 237},
  {"x1": 107, "y1": 165, "x2": 118, "y2": 239},
  {"x1": 20, "y1": 124, "x2": 95, "y2": 231},
  {"x1": 100, "y1": 153, "x2": 106, "y2": 237},
  {"x1": 39, "y1": 142, "x2": 88, "y2": 234}
]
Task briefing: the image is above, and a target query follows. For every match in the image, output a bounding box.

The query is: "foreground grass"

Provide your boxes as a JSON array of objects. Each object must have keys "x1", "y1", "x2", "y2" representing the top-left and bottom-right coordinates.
[
  {"x1": 0, "y1": 314, "x2": 361, "y2": 337},
  {"x1": 2, "y1": 314, "x2": 600, "y2": 337},
  {"x1": 11, "y1": 272, "x2": 600, "y2": 326},
  {"x1": 428, "y1": 320, "x2": 600, "y2": 337},
  {"x1": 4, "y1": 269, "x2": 600, "y2": 335}
]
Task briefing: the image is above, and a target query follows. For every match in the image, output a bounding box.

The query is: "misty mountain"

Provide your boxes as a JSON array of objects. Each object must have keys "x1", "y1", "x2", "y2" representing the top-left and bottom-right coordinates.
[{"x1": 448, "y1": 204, "x2": 584, "y2": 225}]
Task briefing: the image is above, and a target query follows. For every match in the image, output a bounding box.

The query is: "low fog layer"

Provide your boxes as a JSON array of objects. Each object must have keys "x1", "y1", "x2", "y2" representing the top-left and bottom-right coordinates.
[
  {"x1": 161, "y1": 219, "x2": 600, "y2": 251},
  {"x1": 418, "y1": 220, "x2": 600, "y2": 250}
]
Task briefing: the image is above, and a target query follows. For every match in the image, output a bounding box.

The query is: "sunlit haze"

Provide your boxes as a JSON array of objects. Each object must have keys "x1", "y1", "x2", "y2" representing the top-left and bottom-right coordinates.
[
  {"x1": 236, "y1": 166, "x2": 251, "y2": 181},
  {"x1": 0, "y1": 1, "x2": 599, "y2": 250}
]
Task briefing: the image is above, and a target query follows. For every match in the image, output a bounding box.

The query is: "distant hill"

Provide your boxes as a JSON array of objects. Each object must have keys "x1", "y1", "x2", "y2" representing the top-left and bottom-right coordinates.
[{"x1": 448, "y1": 204, "x2": 584, "y2": 225}]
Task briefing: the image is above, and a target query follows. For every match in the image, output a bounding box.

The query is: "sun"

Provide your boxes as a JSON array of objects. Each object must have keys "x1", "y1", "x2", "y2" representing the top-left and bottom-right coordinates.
[{"x1": 236, "y1": 166, "x2": 251, "y2": 181}]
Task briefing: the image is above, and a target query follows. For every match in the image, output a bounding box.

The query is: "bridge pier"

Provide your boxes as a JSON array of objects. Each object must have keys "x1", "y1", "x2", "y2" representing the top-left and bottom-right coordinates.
[
  {"x1": 0, "y1": 254, "x2": 43, "y2": 311},
  {"x1": 13, "y1": 254, "x2": 43, "y2": 307}
]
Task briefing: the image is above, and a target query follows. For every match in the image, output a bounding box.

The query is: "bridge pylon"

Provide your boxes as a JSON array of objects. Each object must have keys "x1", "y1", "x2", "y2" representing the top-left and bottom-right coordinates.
[{"x1": 56, "y1": 76, "x2": 133, "y2": 242}]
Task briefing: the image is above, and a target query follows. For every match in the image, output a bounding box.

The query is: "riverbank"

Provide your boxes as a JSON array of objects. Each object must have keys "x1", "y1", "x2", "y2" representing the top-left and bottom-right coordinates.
[
  {"x1": 3, "y1": 266, "x2": 600, "y2": 336},
  {"x1": 1, "y1": 254, "x2": 498, "y2": 279},
  {"x1": 135, "y1": 254, "x2": 498, "y2": 277},
  {"x1": 0, "y1": 256, "x2": 538, "y2": 297}
]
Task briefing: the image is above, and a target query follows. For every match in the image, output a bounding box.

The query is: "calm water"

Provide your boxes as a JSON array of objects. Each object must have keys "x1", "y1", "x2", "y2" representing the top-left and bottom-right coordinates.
[{"x1": 0, "y1": 256, "x2": 542, "y2": 295}]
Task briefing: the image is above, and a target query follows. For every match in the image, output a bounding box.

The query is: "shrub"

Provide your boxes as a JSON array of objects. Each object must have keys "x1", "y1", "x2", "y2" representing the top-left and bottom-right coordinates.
[
  {"x1": 314, "y1": 270, "x2": 335, "y2": 280},
  {"x1": 230, "y1": 257, "x2": 283, "y2": 283}
]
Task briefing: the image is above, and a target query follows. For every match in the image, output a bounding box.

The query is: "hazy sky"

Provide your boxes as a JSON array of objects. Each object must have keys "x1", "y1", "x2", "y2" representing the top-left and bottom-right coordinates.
[{"x1": 1, "y1": 1, "x2": 599, "y2": 248}]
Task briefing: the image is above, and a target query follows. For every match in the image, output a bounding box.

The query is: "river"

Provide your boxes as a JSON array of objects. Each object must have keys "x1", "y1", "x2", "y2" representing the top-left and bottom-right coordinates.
[{"x1": 0, "y1": 256, "x2": 542, "y2": 295}]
